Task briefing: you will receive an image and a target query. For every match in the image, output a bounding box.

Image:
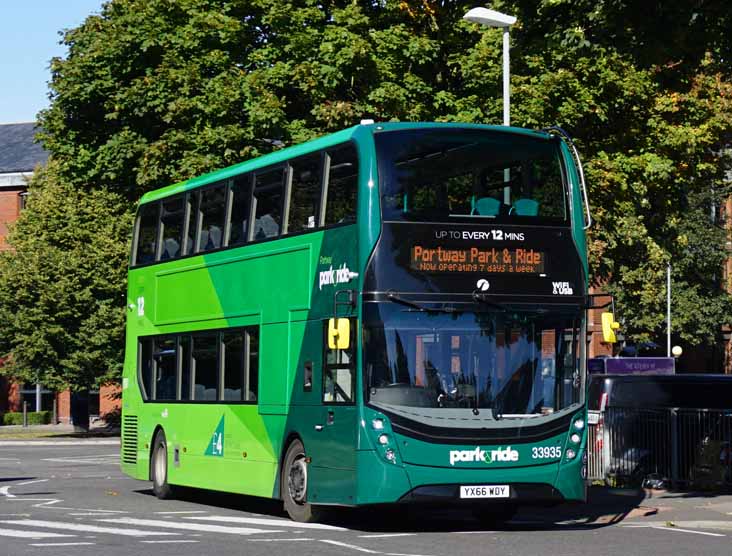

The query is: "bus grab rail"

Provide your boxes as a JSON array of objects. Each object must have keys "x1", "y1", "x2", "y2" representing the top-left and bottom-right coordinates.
[{"x1": 543, "y1": 127, "x2": 592, "y2": 230}]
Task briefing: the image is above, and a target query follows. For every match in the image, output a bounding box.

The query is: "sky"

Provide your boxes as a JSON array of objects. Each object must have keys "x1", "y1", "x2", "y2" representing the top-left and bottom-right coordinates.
[{"x1": 0, "y1": 1, "x2": 104, "y2": 123}]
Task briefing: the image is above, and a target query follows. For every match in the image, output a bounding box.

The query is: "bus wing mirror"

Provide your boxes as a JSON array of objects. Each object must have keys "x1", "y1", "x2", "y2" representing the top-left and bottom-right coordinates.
[
  {"x1": 328, "y1": 318, "x2": 350, "y2": 350},
  {"x1": 601, "y1": 312, "x2": 620, "y2": 343}
]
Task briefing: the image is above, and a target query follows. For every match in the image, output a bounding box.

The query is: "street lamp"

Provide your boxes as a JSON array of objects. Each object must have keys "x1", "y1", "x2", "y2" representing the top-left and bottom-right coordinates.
[{"x1": 463, "y1": 7, "x2": 517, "y2": 126}]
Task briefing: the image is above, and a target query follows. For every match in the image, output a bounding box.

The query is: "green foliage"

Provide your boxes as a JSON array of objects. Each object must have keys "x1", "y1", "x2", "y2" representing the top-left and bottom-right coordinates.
[
  {"x1": 0, "y1": 163, "x2": 132, "y2": 391},
  {"x1": 2, "y1": 411, "x2": 52, "y2": 426},
  {"x1": 0, "y1": 0, "x2": 729, "y2": 391}
]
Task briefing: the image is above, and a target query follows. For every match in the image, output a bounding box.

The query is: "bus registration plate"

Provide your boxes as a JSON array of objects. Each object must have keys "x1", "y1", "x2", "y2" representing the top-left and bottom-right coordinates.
[{"x1": 460, "y1": 485, "x2": 510, "y2": 499}]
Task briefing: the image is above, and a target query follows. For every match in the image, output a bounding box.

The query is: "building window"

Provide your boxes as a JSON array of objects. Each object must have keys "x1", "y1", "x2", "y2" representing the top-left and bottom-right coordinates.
[{"x1": 19, "y1": 191, "x2": 30, "y2": 211}]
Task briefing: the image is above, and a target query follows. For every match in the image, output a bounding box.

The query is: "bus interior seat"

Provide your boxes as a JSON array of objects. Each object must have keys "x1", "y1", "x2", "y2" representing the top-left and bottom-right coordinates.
[
  {"x1": 207, "y1": 226, "x2": 222, "y2": 249},
  {"x1": 511, "y1": 199, "x2": 539, "y2": 216},
  {"x1": 224, "y1": 388, "x2": 242, "y2": 401},
  {"x1": 204, "y1": 388, "x2": 217, "y2": 400},
  {"x1": 472, "y1": 197, "x2": 501, "y2": 216},
  {"x1": 194, "y1": 385, "x2": 205, "y2": 400},
  {"x1": 161, "y1": 238, "x2": 180, "y2": 260}
]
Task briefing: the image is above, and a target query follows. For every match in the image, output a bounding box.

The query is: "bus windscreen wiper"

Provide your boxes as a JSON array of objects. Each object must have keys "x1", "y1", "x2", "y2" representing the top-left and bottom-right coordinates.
[
  {"x1": 386, "y1": 293, "x2": 459, "y2": 314},
  {"x1": 472, "y1": 291, "x2": 506, "y2": 312}
]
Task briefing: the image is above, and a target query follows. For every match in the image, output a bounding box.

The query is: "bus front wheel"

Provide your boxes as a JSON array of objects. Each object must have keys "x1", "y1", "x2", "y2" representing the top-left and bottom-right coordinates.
[
  {"x1": 282, "y1": 439, "x2": 323, "y2": 522},
  {"x1": 151, "y1": 430, "x2": 175, "y2": 500}
]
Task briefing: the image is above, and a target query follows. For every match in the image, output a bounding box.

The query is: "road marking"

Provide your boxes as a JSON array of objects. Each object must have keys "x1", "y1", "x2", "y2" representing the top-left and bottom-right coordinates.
[
  {"x1": 185, "y1": 515, "x2": 347, "y2": 531},
  {"x1": 0, "y1": 528, "x2": 74, "y2": 539},
  {"x1": 98, "y1": 517, "x2": 283, "y2": 536},
  {"x1": 249, "y1": 538, "x2": 315, "y2": 542},
  {"x1": 320, "y1": 540, "x2": 382, "y2": 553},
  {"x1": 0, "y1": 441, "x2": 119, "y2": 446},
  {"x1": 621, "y1": 525, "x2": 725, "y2": 538},
  {"x1": 0, "y1": 520, "x2": 178, "y2": 537},
  {"x1": 42, "y1": 456, "x2": 119, "y2": 465},
  {"x1": 359, "y1": 534, "x2": 417, "y2": 538},
  {"x1": 0, "y1": 487, "x2": 16, "y2": 499},
  {"x1": 140, "y1": 540, "x2": 201, "y2": 544},
  {"x1": 30, "y1": 542, "x2": 96, "y2": 547},
  {"x1": 155, "y1": 511, "x2": 208, "y2": 515},
  {"x1": 16, "y1": 479, "x2": 49, "y2": 486}
]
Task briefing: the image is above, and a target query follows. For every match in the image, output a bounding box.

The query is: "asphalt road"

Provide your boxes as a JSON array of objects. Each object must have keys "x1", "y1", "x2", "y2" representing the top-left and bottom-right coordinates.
[{"x1": 2, "y1": 442, "x2": 732, "y2": 556}]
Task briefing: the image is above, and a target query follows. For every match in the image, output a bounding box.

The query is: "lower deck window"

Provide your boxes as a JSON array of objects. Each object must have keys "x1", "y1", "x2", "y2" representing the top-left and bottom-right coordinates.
[{"x1": 138, "y1": 326, "x2": 259, "y2": 403}]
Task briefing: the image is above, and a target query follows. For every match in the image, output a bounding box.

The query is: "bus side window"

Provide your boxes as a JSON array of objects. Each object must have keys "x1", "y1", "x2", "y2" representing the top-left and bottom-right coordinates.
[
  {"x1": 134, "y1": 202, "x2": 160, "y2": 266},
  {"x1": 228, "y1": 174, "x2": 252, "y2": 246},
  {"x1": 180, "y1": 336, "x2": 192, "y2": 400},
  {"x1": 139, "y1": 338, "x2": 153, "y2": 400},
  {"x1": 197, "y1": 182, "x2": 227, "y2": 252},
  {"x1": 192, "y1": 334, "x2": 219, "y2": 401},
  {"x1": 153, "y1": 337, "x2": 177, "y2": 401},
  {"x1": 289, "y1": 154, "x2": 323, "y2": 232},
  {"x1": 324, "y1": 145, "x2": 358, "y2": 226},
  {"x1": 182, "y1": 191, "x2": 199, "y2": 256},
  {"x1": 223, "y1": 332, "x2": 245, "y2": 401},
  {"x1": 322, "y1": 319, "x2": 355, "y2": 404},
  {"x1": 253, "y1": 168, "x2": 285, "y2": 240},
  {"x1": 246, "y1": 329, "x2": 259, "y2": 402},
  {"x1": 159, "y1": 196, "x2": 185, "y2": 260}
]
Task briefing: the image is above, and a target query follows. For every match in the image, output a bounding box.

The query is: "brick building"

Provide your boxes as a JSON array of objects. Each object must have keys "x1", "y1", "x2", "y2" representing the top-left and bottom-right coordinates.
[{"x1": 0, "y1": 122, "x2": 120, "y2": 423}]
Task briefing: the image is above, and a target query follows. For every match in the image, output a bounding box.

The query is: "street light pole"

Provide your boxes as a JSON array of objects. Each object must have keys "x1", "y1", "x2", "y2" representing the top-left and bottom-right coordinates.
[
  {"x1": 463, "y1": 7, "x2": 517, "y2": 204},
  {"x1": 463, "y1": 7, "x2": 517, "y2": 126},
  {"x1": 502, "y1": 26, "x2": 510, "y2": 126}
]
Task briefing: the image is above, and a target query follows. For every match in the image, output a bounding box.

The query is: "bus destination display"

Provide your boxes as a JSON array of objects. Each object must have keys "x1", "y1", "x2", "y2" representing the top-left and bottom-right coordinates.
[{"x1": 410, "y1": 245, "x2": 546, "y2": 274}]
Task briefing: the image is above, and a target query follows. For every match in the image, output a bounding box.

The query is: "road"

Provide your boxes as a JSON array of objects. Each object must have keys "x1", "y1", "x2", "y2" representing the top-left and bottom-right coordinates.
[{"x1": 2, "y1": 442, "x2": 732, "y2": 555}]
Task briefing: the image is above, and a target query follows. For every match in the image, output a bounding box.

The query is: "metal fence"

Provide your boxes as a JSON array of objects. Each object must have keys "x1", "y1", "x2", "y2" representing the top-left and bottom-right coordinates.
[{"x1": 588, "y1": 407, "x2": 732, "y2": 490}]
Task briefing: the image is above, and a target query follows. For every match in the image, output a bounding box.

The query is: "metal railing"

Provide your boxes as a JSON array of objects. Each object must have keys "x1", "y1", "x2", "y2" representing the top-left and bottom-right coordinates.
[{"x1": 588, "y1": 407, "x2": 732, "y2": 489}]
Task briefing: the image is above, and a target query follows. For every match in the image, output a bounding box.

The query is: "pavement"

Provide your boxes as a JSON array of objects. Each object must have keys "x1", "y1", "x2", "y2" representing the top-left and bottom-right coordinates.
[{"x1": 2, "y1": 441, "x2": 732, "y2": 555}]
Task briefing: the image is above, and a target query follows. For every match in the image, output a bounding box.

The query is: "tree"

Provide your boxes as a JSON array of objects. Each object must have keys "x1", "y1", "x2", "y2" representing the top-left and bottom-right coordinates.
[
  {"x1": 0, "y1": 162, "x2": 132, "y2": 393},
  {"x1": 0, "y1": 0, "x2": 730, "y2": 390}
]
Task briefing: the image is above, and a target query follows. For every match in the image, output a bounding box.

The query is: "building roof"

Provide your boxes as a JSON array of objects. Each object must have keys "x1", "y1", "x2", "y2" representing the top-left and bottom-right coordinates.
[{"x1": 0, "y1": 122, "x2": 49, "y2": 174}]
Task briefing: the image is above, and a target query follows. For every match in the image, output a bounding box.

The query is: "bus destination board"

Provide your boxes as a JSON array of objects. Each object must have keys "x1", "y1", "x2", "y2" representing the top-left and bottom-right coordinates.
[{"x1": 410, "y1": 245, "x2": 546, "y2": 274}]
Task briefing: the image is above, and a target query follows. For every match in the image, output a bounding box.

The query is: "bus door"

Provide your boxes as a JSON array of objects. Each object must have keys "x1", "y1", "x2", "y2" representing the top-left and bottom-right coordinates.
[{"x1": 309, "y1": 318, "x2": 358, "y2": 500}]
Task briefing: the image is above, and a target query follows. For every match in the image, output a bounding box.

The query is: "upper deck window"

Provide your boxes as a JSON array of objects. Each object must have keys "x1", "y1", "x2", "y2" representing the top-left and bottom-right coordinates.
[{"x1": 375, "y1": 128, "x2": 567, "y2": 224}]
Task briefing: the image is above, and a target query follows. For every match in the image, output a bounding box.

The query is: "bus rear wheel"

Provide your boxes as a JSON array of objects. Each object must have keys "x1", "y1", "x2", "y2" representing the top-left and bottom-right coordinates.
[
  {"x1": 151, "y1": 430, "x2": 175, "y2": 500},
  {"x1": 282, "y1": 439, "x2": 323, "y2": 522}
]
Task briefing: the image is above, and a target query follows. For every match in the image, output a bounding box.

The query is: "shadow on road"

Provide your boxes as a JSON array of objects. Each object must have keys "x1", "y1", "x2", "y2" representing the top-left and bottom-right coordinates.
[{"x1": 134, "y1": 485, "x2": 652, "y2": 533}]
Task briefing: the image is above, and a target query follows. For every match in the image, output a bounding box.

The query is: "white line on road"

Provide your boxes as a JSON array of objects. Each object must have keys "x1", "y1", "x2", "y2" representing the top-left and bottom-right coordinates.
[
  {"x1": 154, "y1": 511, "x2": 208, "y2": 515},
  {"x1": 98, "y1": 517, "x2": 284, "y2": 536},
  {"x1": 248, "y1": 538, "x2": 316, "y2": 542},
  {"x1": 0, "y1": 520, "x2": 179, "y2": 537},
  {"x1": 29, "y1": 542, "x2": 96, "y2": 547},
  {"x1": 184, "y1": 515, "x2": 347, "y2": 531},
  {"x1": 16, "y1": 479, "x2": 49, "y2": 486},
  {"x1": 0, "y1": 528, "x2": 74, "y2": 539},
  {"x1": 621, "y1": 525, "x2": 725, "y2": 538},
  {"x1": 0, "y1": 487, "x2": 16, "y2": 498},
  {"x1": 140, "y1": 540, "x2": 201, "y2": 544},
  {"x1": 359, "y1": 534, "x2": 417, "y2": 538},
  {"x1": 0, "y1": 440, "x2": 119, "y2": 446},
  {"x1": 320, "y1": 539, "x2": 382, "y2": 554}
]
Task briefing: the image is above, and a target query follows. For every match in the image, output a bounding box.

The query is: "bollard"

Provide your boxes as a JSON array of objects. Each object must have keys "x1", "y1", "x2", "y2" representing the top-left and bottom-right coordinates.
[{"x1": 22, "y1": 401, "x2": 28, "y2": 427}]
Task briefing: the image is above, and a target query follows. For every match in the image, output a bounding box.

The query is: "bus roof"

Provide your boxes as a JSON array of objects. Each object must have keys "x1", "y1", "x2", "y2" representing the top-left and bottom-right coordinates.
[{"x1": 139, "y1": 122, "x2": 553, "y2": 205}]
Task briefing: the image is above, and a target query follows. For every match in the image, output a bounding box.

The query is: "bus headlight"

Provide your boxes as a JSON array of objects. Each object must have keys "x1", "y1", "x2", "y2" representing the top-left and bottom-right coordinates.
[
  {"x1": 574, "y1": 418, "x2": 585, "y2": 430},
  {"x1": 378, "y1": 434, "x2": 389, "y2": 445},
  {"x1": 570, "y1": 433, "x2": 581, "y2": 444},
  {"x1": 566, "y1": 448, "x2": 576, "y2": 460},
  {"x1": 372, "y1": 418, "x2": 385, "y2": 430},
  {"x1": 385, "y1": 449, "x2": 396, "y2": 463}
]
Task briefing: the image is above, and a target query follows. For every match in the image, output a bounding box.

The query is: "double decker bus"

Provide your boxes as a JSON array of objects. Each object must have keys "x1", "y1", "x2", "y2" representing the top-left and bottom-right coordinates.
[{"x1": 121, "y1": 122, "x2": 591, "y2": 522}]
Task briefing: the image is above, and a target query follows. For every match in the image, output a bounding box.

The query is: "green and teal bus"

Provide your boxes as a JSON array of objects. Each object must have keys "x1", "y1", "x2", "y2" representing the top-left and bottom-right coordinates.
[{"x1": 120, "y1": 122, "x2": 592, "y2": 522}]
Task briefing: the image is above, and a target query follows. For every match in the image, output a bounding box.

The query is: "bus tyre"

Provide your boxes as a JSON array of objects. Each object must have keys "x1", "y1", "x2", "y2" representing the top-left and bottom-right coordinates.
[
  {"x1": 282, "y1": 439, "x2": 322, "y2": 523},
  {"x1": 151, "y1": 430, "x2": 175, "y2": 500}
]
